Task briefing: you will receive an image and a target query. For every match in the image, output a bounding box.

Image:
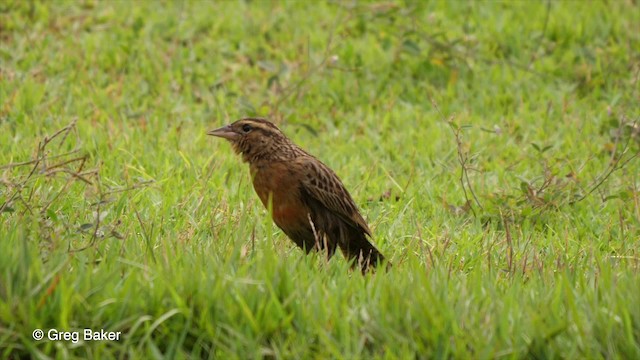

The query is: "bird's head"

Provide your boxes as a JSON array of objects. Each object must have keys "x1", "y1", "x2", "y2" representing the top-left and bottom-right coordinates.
[{"x1": 207, "y1": 118, "x2": 294, "y2": 163}]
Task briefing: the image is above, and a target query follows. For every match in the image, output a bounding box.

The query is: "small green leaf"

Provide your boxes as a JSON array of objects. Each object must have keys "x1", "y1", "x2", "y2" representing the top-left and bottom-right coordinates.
[
  {"x1": 402, "y1": 39, "x2": 421, "y2": 56},
  {"x1": 79, "y1": 223, "x2": 95, "y2": 231}
]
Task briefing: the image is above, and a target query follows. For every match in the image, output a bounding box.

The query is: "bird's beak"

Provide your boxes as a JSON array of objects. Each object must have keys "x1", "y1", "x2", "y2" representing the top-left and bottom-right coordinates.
[{"x1": 207, "y1": 124, "x2": 239, "y2": 140}]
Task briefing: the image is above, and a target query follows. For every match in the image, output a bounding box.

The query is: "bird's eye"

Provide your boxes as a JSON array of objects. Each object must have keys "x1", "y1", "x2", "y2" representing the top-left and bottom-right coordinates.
[{"x1": 242, "y1": 124, "x2": 252, "y2": 133}]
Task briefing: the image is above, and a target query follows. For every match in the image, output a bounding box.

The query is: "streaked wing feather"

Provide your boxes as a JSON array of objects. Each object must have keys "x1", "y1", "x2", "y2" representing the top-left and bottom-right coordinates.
[{"x1": 298, "y1": 158, "x2": 371, "y2": 236}]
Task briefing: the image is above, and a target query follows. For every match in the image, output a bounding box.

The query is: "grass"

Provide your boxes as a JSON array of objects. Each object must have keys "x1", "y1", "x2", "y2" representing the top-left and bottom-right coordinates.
[{"x1": 1, "y1": 0, "x2": 639, "y2": 358}]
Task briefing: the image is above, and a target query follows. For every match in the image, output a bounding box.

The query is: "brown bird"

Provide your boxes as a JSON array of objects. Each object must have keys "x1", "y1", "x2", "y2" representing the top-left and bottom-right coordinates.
[{"x1": 208, "y1": 118, "x2": 387, "y2": 271}]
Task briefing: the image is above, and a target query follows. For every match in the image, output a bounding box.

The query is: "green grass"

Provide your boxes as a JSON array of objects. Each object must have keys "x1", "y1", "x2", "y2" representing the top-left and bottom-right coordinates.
[{"x1": 1, "y1": 0, "x2": 639, "y2": 358}]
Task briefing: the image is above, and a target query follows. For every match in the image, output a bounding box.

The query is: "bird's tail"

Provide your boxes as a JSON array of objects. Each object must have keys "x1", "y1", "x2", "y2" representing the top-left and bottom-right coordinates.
[{"x1": 339, "y1": 225, "x2": 389, "y2": 273}]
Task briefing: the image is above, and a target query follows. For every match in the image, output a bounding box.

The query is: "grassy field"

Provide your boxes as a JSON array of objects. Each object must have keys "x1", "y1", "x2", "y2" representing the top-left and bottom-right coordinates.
[{"x1": 1, "y1": 1, "x2": 639, "y2": 358}]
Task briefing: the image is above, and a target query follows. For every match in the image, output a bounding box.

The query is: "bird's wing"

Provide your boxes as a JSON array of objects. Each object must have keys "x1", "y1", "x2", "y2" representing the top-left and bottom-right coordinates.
[{"x1": 297, "y1": 157, "x2": 372, "y2": 236}]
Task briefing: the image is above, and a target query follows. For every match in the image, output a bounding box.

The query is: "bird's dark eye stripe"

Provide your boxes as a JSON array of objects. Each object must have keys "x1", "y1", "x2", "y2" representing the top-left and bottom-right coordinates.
[{"x1": 244, "y1": 124, "x2": 277, "y2": 137}]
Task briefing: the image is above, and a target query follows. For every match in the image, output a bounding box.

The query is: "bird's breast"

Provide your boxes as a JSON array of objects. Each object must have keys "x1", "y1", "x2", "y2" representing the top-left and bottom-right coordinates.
[{"x1": 251, "y1": 162, "x2": 309, "y2": 229}]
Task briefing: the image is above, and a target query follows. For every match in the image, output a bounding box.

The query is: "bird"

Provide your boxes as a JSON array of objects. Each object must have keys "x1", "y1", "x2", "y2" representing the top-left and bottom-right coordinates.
[{"x1": 207, "y1": 117, "x2": 387, "y2": 272}]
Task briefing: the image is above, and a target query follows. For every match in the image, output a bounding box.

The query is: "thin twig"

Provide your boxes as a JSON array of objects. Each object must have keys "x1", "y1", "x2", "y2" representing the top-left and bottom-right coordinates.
[
  {"x1": 0, "y1": 149, "x2": 81, "y2": 169},
  {"x1": 0, "y1": 142, "x2": 44, "y2": 213},
  {"x1": 430, "y1": 97, "x2": 483, "y2": 216},
  {"x1": 501, "y1": 209, "x2": 514, "y2": 275},
  {"x1": 69, "y1": 167, "x2": 103, "y2": 253},
  {"x1": 44, "y1": 169, "x2": 96, "y2": 185},
  {"x1": 413, "y1": 215, "x2": 435, "y2": 270},
  {"x1": 103, "y1": 180, "x2": 154, "y2": 196},
  {"x1": 41, "y1": 156, "x2": 90, "y2": 214},
  {"x1": 570, "y1": 120, "x2": 639, "y2": 204}
]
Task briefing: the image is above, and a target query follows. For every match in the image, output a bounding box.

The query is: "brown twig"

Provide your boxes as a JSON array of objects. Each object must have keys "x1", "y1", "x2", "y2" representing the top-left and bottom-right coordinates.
[
  {"x1": 44, "y1": 169, "x2": 96, "y2": 185},
  {"x1": 414, "y1": 216, "x2": 435, "y2": 270},
  {"x1": 40, "y1": 157, "x2": 89, "y2": 214},
  {"x1": 501, "y1": 209, "x2": 514, "y2": 275},
  {"x1": 570, "y1": 120, "x2": 639, "y2": 204},
  {"x1": 69, "y1": 167, "x2": 104, "y2": 253},
  {"x1": 0, "y1": 142, "x2": 44, "y2": 213},
  {"x1": 0, "y1": 149, "x2": 81, "y2": 170},
  {"x1": 134, "y1": 206, "x2": 157, "y2": 263},
  {"x1": 430, "y1": 97, "x2": 483, "y2": 217},
  {"x1": 103, "y1": 180, "x2": 155, "y2": 196}
]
